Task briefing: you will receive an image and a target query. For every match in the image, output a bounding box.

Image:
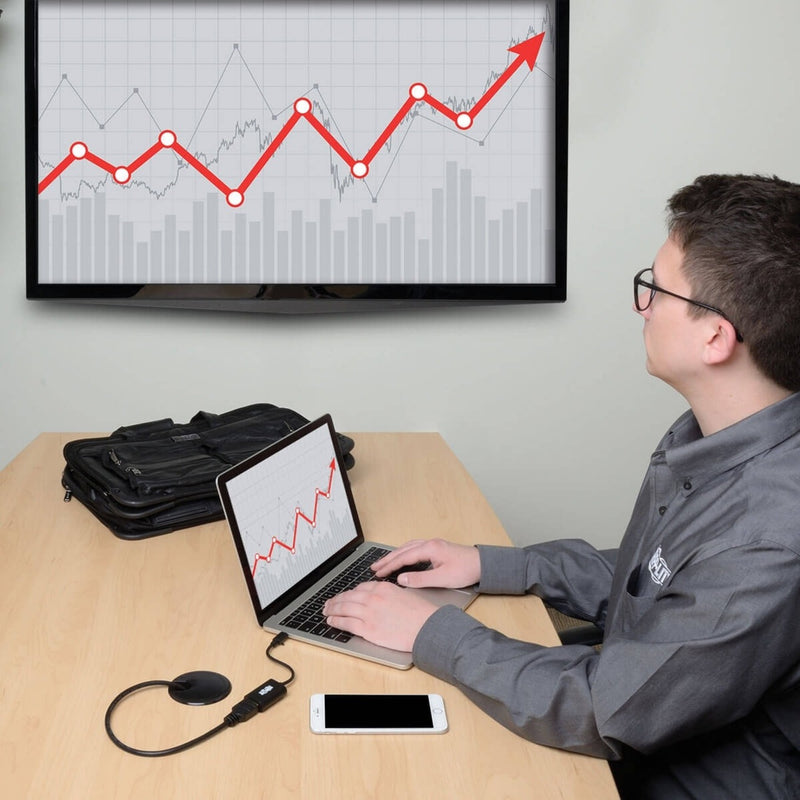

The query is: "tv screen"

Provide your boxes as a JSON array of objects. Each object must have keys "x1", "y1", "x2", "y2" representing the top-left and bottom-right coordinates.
[{"x1": 26, "y1": 0, "x2": 569, "y2": 311}]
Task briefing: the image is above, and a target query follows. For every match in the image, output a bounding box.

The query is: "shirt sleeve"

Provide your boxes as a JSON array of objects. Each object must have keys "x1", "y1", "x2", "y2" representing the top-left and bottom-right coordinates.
[
  {"x1": 477, "y1": 539, "x2": 616, "y2": 626},
  {"x1": 413, "y1": 541, "x2": 800, "y2": 760}
]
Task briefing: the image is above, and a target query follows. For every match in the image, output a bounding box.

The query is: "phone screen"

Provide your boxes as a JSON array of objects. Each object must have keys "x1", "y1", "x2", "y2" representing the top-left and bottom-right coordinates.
[{"x1": 324, "y1": 694, "x2": 434, "y2": 729}]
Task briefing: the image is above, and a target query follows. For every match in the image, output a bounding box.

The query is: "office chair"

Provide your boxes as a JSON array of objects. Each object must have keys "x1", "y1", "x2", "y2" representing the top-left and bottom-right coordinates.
[{"x1": 545, "y1": 604, "x2": 604, "y2": 647}]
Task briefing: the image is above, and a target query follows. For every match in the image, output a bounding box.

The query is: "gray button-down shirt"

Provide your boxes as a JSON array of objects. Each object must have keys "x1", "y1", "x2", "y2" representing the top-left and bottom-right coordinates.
[{"x1": 414, "y1": 392, "x2": 800, "y2": 798}]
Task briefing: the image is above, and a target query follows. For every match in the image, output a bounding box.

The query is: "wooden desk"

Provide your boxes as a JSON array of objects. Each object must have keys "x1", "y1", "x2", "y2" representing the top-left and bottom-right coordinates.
[{"x1": 0, "y1": 433, "x2": 618, "y2": 799}]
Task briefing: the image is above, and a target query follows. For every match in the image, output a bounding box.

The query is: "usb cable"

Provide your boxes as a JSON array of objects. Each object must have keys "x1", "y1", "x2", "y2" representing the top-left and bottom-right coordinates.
[{"x1": 105, "y1": 632, "x2": 294, "y2": 757}]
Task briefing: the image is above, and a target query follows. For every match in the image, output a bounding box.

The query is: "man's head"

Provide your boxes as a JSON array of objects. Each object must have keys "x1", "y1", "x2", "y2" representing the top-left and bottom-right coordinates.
[{"x1": 666, "y1": 174, "x2": 800, "y2": 392}]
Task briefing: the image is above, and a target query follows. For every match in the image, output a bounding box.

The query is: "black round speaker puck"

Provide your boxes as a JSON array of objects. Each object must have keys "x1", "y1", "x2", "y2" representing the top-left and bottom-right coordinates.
[{"x1": 168, "y1": 670, "x2": 233, "y2": 706}]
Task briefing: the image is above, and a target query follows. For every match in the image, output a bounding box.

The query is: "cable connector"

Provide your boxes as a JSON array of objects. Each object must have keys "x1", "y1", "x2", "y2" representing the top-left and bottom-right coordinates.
[{"x1": 225, "y1": 678, "x2": 287, "y2": 726}]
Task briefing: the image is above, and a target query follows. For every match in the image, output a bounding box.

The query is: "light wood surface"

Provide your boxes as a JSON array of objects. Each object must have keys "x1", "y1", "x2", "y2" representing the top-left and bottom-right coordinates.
[{"x1": 0, "y1": 432, "x2": 618, "y2": 799}]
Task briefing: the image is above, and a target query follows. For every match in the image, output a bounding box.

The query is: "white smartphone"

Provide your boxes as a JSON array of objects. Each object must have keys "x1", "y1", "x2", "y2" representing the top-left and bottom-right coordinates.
[{"x1": 309, "y1": 693, "x2": 448, "y2": 734}]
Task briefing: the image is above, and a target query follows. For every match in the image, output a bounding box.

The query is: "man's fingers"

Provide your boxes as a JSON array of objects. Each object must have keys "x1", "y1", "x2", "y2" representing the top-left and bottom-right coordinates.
[
  {"x1": 324, "y1": 593, "x2": 366, "y2": 618},
  {"x1": 372, "y1": 541, "x2": 429, "y2": 576},
  {"x1": 325, "y1": 614, "x2": 363, "y2": 636},
  {"x1": 395, "y1": 568, "x2": 439, "y2": 588}
]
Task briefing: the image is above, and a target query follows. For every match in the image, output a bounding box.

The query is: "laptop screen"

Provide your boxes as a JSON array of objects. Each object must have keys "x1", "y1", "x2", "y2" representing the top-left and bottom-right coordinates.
[{"x1": 218, "y1": 416, "x2": 361, "y2": 613}]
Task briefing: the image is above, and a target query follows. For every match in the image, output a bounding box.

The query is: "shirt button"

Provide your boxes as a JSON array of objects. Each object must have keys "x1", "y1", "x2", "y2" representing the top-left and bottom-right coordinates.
[
  {"x1": 658, "y1": 506, "x2": 668, "y2": 515},
  {"x1": 683, "y1": 481, "x2": 692, "y2": 491}
]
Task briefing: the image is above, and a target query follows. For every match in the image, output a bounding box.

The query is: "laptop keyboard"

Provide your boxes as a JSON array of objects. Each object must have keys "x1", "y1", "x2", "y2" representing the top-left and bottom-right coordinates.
[{"x1": 278, "y1": 546, "x2": 430, "y2": 643}]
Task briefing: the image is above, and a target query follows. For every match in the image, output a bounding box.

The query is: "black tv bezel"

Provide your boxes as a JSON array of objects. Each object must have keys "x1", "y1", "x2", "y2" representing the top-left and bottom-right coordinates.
[{"x1": 25, "y1": 0, "x2": 569, "y2": 313}]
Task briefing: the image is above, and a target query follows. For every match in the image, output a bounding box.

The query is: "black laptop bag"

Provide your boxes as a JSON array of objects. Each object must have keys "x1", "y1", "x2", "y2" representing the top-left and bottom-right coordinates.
[{"x1": 61, "y1": 404, "x2": 355, "y2": 540}]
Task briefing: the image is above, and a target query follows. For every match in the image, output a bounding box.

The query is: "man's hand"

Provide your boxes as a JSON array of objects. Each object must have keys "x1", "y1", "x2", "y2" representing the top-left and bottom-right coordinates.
[
  {"x1": 372, "y1": 538, "x2": 482, "y2": 589},
  {"x1": 323, "y1": 581, "x2": 438, "y2": 652}
]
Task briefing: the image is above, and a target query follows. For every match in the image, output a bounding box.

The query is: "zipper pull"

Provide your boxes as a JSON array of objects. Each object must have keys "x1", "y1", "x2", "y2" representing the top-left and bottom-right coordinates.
[{"x1": 63, "y1": 489, "x2": 72, "y2": 502}]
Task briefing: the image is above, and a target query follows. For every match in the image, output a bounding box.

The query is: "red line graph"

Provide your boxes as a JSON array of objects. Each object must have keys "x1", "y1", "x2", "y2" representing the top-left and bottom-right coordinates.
[
  {"x1": 250, "y1": 457, "x2": 337, "y2": 577},
  {"x1": 38, "y1": 33, "x2": 545, "y2": 206}
]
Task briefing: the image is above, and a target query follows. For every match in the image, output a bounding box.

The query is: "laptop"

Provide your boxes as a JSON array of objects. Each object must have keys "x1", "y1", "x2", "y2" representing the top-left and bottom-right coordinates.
[{"x1": 216, "y1": 414, "x2": 477, "y2": 669}]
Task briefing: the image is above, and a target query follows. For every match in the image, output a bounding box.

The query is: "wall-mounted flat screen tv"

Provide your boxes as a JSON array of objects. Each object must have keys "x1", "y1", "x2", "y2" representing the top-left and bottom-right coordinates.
[{"x1": 26, "y1": 0, "x2": 569, "y2": 311}]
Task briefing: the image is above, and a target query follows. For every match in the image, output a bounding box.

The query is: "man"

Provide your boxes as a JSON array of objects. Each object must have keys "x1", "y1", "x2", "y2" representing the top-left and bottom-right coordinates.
[{"x1": 324, "y1": 174, "x2": 800, "y2": 798}]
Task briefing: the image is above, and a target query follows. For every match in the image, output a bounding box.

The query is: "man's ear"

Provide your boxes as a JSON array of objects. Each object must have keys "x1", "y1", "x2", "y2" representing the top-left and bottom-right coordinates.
[{"x1": 702, "y1": 318, "x2": 740, "y2": 366}]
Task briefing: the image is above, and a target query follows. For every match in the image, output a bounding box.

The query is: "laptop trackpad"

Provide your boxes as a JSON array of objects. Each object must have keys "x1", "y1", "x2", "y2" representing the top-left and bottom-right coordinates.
[{"x1": 410, "y1": 585, "x2": 476, "y2": 610}]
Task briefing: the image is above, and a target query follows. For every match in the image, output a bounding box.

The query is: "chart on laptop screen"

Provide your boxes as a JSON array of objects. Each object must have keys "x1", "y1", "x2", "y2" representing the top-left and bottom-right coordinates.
[
  {"x1": 224, "y1": 424, "x2": 356, "y2": 609},
  {"x1": 35, "y1": 0, "x2": 558, "y2": 286}
]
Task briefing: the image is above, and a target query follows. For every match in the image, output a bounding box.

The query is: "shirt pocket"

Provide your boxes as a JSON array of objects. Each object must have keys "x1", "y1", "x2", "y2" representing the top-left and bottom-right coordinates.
[{"x1": 613, "y1": 564, "x2": 659, "y2": 630}]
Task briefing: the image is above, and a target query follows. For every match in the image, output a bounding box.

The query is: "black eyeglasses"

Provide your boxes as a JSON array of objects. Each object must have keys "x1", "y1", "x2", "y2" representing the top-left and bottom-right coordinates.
[{"x1": 633, "y1": 268, "x2": 744, "y2": 343}]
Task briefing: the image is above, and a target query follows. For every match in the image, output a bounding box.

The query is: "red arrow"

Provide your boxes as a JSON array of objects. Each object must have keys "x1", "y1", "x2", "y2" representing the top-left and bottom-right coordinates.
[{"x1": 468, "y1": 31, "x2": 545, "y2": 120}]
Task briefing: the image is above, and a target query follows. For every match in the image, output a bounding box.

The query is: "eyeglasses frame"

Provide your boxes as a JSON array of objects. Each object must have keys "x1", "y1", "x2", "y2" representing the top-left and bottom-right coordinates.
[{"x1": 633, "y1": 268, "x2": 744, "y2": 343}]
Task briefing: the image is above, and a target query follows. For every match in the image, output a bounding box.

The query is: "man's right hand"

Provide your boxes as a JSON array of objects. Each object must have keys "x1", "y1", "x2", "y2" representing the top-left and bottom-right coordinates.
[{"x1": 372, "y1": 538, "x2": 482, "y2": 589}]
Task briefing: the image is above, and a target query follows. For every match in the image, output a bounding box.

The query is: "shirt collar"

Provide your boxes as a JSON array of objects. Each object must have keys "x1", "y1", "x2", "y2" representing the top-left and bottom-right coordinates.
[{"x1": 657, "y1": 392, "x2": 800, "y2": 486}]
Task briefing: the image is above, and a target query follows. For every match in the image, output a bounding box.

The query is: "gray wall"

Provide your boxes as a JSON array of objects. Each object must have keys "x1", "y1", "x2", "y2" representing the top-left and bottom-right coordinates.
[{"x1": 1, "y1": 1, "x2": 797, "y2": 550}]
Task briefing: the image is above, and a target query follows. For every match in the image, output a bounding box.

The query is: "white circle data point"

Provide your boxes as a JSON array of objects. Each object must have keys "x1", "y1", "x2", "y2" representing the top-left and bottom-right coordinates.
[
  {"x1": 227, "y1": 191, "x2": 244, "y2": 207},
  {"x1": 159, "y1": 130, "x2": 176, "y2": 147},
  {"x1": 114, "y1": 167, "x2": 130, "y2": 183},
  {"x1": 410, "y1": 83, "x2": 427, "y2": 100},
  {"x1": 351, "y1": 161, "x2": 368, "y2": 178},
  {"x1": 295, "y1": 98, "x2": 312, "y2": 114},
  {"x1": 70, "y1": 142, "x2": 87, "y2": 159},
  {"x1": 456, "y1": 113, "x2": 473, "y2": 130}
]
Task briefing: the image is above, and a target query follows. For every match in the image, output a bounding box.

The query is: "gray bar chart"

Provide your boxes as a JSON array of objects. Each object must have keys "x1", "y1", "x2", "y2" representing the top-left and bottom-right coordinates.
[{"x1": 40, "y1": 163, "x2": 552, "y2": 284}]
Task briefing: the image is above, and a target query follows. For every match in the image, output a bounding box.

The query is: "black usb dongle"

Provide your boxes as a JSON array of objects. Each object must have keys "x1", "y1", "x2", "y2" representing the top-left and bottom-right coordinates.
[{"x1": 225, "y1": 678, "x2": 288, "y2": 725}]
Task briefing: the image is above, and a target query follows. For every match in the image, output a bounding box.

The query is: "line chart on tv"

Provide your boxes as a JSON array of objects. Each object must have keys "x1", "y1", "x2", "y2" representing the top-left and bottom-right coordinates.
[
  {"x1": 224, "y1": 424, "x2": 356, "y2": 610},
  {"x1": 36, "y1": 1, "x2": 558, "y2": 286}
]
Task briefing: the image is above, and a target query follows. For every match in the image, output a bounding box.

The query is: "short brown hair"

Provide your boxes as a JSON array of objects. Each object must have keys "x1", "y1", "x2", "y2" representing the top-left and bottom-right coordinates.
[{"x1": 667, "y1": 174, "x2": 800, "y2": 391}]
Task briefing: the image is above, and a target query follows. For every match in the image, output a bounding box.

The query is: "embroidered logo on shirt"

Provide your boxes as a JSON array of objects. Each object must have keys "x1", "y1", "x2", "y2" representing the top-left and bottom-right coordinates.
[{"x1": 648, "y1": 546, "x2": 672, "y2": 586}]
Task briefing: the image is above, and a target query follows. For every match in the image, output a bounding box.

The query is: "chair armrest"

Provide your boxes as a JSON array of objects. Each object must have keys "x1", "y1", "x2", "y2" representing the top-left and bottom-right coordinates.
[{"x1": 556, "y1": 623, "x2": 603, "y2": 647}]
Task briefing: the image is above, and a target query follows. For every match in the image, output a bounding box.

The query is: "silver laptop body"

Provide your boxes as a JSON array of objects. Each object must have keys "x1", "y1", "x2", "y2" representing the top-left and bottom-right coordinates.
[{"x1": 216, "y1": 414, "x2": 476, "y2": 669}]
